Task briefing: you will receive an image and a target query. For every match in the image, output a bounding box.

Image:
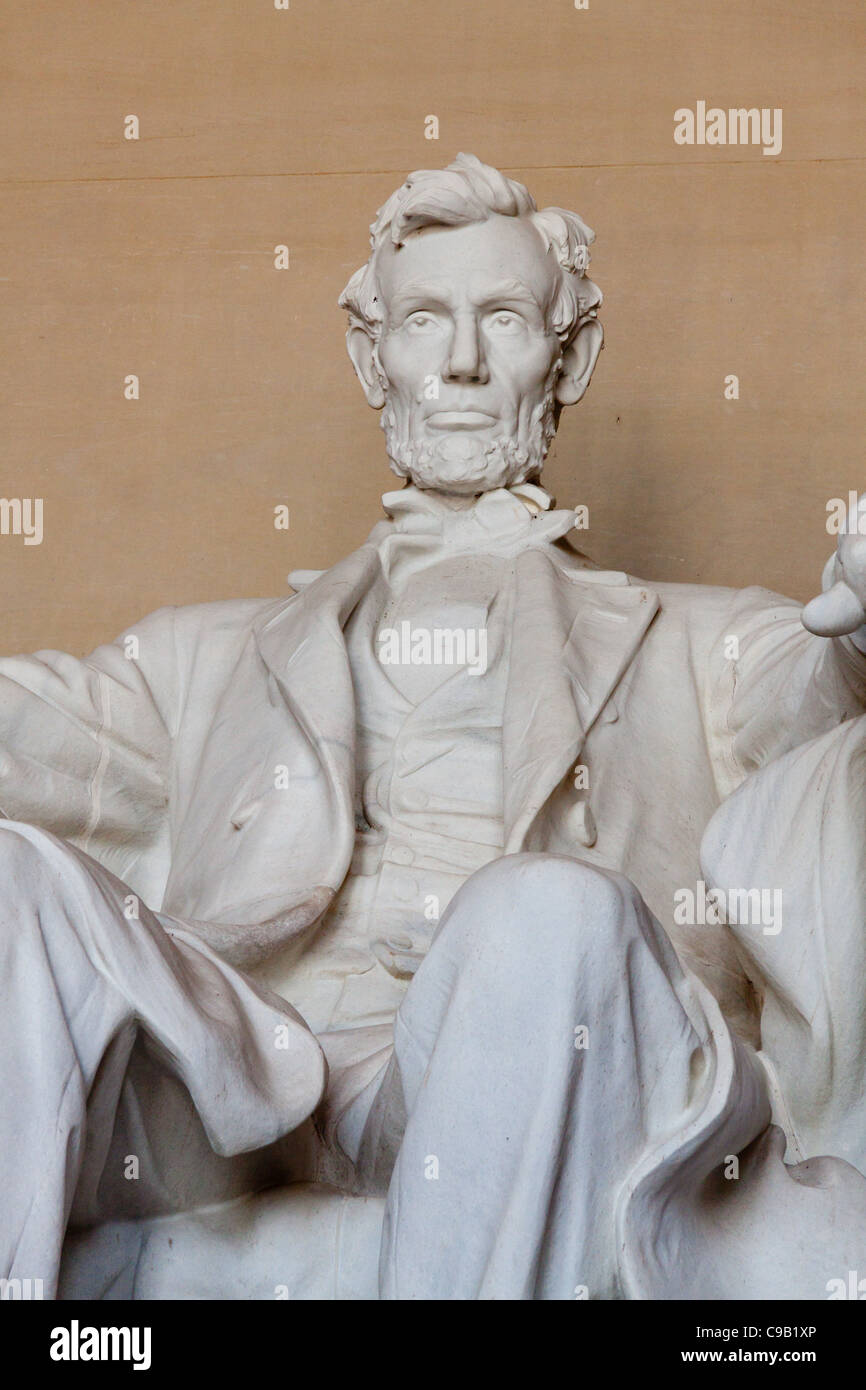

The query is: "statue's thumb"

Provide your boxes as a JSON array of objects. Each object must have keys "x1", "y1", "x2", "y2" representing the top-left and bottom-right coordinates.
[{"x1": 802, "y1": 580, "x2": 866, "y2": 637}]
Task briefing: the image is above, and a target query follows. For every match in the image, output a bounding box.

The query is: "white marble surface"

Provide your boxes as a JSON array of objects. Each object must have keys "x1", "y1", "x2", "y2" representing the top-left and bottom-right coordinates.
[{"x1": 3, "y1": 155, "x2": 866, "y2": 1299}]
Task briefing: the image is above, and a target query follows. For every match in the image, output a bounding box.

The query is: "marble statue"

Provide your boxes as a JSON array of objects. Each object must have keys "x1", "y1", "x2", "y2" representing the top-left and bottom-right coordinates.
[{"x1": 4, "y1": 154, "x2": 866, "y2": 1301}]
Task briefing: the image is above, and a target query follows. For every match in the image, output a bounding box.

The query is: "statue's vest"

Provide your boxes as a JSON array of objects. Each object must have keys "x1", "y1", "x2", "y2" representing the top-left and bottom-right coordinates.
[{"x1": 282, "y1": 553, "x2": 513, "y2": 1033}]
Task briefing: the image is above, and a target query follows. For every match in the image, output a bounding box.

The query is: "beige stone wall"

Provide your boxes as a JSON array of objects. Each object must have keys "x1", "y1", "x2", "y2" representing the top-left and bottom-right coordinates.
[{"x1": 2, "y1": 0, "x2": 864, "y2": 654}]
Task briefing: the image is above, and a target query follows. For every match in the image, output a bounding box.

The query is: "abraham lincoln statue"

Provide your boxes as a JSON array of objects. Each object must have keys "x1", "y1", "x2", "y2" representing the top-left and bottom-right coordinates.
[{"x1": 4, "y1": 155, "x2": 866, "y2": 1301}]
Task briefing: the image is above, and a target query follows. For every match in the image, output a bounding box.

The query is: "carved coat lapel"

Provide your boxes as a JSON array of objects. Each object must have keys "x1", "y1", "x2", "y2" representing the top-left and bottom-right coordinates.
[
  {"x1": 164, "y1": 543, "x2": 381, "y2": 929},
  {"x1": 503, "y1": 548, "x2": 659, "y2": 850}
]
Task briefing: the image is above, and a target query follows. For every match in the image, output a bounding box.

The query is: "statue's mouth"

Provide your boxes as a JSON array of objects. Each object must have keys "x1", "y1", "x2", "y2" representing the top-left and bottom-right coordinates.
[{"x1": 425, "y1": 411, "x2": 498, "y2": 431}]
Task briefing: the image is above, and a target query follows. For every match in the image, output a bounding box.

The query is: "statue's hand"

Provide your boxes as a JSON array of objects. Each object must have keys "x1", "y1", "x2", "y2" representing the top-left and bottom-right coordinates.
[{"x1": 802, "y1": 494, "x2": 866, "y2": 650}]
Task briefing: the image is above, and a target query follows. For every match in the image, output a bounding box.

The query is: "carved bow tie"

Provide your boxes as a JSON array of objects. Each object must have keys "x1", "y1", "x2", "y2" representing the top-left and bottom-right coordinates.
[{"x1": 370, "y1": 483, "x2": 582, "y2": 585}]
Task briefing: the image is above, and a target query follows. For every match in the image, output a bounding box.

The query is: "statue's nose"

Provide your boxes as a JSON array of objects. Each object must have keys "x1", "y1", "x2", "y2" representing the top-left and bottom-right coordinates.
[{"x1": 443, "y1": 316, "x2": 489, "y2": 384}]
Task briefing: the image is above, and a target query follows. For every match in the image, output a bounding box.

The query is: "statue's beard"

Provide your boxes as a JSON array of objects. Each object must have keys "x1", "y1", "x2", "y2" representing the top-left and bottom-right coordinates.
[{"x1": 381, "y1": 391, "x2": 558, "y2": 495}]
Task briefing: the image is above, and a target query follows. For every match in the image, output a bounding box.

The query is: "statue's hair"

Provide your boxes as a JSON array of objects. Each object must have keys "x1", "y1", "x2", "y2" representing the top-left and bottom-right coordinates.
[{"x1": 339, "y1": 153, "x2": 602, "y2": 346}]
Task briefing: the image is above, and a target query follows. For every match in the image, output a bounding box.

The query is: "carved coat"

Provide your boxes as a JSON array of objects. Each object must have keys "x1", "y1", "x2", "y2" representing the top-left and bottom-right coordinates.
[{"x1": 1, "y1": 495, "x2": 863, "y2": 1038}]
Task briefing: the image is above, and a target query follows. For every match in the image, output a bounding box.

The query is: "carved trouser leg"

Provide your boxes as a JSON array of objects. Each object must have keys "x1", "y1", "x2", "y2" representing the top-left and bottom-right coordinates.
[
  {"x1": 347, "y1": 852, "x2": 866, "y2": 1300},
  {"x1": 341, "y1": 852, "x2": 762, "y2": 1297},
  {"x1": 0, "y1": 821, "x2": 325, "y2": 1298}
]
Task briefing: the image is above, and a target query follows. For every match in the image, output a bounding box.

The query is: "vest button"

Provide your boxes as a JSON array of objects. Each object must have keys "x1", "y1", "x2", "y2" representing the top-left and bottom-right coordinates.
[
  {"x1": 384, "y1": 933, "x2": 413, "y2": 951},
  {"x1": 390, "y1": 845, "x2": 415, "y2": 866},
  {"x1": 392, "y1": 873, "x2": 419, "y2": 902}
]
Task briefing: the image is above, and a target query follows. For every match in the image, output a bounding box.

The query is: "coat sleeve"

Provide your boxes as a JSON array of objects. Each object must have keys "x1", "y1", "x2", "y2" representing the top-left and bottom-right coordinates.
[
  {"x1": 0, "y1": 606, "x2": 177, "y2": 899},
  {"x1": 704, "y1": 583, "x2": 866, "y2": 798}
]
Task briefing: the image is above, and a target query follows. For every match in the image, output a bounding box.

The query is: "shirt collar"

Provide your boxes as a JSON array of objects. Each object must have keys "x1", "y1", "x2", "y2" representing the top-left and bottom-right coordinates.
[{"x1": 367, "y1": 483, "x2": 585, "y2": 586}]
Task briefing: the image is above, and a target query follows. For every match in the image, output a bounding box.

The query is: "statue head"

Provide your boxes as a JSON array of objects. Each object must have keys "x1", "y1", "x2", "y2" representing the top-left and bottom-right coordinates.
[{"x1": 339, "y1": 153, "x2": 603, "y2": 495}]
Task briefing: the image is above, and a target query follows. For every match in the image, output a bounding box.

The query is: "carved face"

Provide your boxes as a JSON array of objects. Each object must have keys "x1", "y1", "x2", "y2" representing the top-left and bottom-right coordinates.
[{"x1": 373, "y1": 214, "x2": 565, "y2": 494}]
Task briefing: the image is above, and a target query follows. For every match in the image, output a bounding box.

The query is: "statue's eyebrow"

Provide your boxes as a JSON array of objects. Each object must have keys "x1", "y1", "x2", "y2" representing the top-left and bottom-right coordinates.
[
  {"x1": 473, "y1": 279, "x2": 544, "y2": 311},
  {"x1": 387, "y1": 276, "x2": 544, "y2": 317},
  {"x1": 386, "y1": 278, "x2": 453, "y2": 315}
]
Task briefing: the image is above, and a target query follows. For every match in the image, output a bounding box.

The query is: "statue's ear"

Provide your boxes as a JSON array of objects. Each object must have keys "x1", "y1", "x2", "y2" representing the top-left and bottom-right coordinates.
[
  {"x1": 554, "y1": 318, "x2": 604, "y2": 407},
  {"x1": 346, "y1": 325, "x2": 387, "y2": 409}
]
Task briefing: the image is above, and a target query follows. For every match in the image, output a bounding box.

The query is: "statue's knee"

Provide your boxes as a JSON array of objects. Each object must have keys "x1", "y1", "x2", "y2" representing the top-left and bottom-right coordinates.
[
  {"x1": 452, "y1": 853, "x2": 645, "y2": 956},
  {"x1": 0, "y1": 823, "x2": 91, "y2": 919},
  {"x1": 464, "y1": 851, "x2": 638, "y2": 911},
  {"x1": 0, "y1": 821, "x2": 55, "y2": 879}
]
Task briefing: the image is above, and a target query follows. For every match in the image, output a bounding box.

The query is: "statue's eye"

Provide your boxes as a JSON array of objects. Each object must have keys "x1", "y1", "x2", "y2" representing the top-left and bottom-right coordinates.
[
  {"x1": 405, "y1": 312, "x2": 438, "y2": 332},
  {"x1": 487, "y1": 310, "x2": 523, "y2": 332}
]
